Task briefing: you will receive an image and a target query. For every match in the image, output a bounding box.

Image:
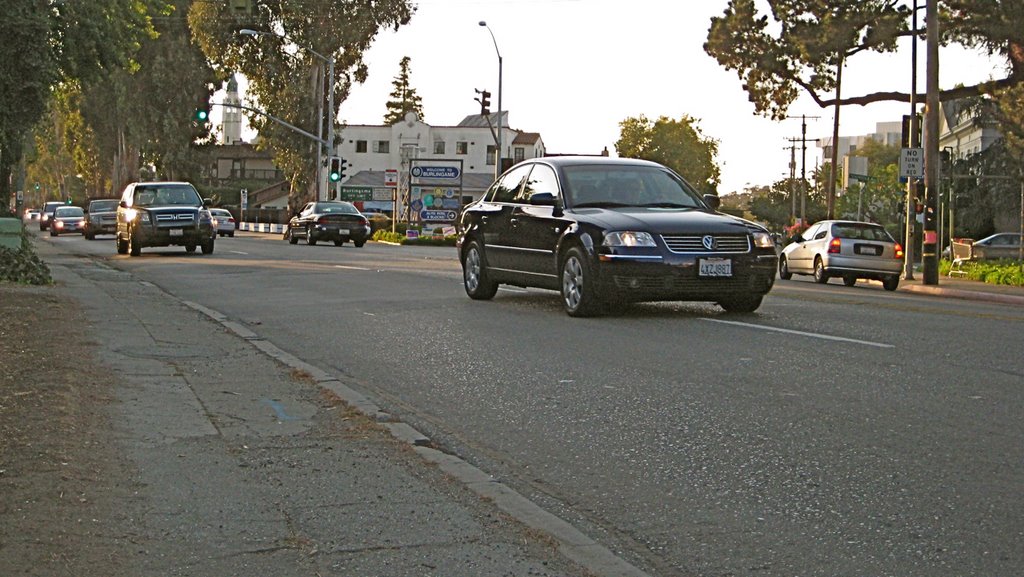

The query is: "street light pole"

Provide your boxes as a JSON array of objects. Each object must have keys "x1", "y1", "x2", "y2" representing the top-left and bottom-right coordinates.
[
  {"x1": 479, "y1": 21, "x2": 502, "y2": 178},
  {"x1": 239, "y1": 29, "x2": 335, "y2": 200}
]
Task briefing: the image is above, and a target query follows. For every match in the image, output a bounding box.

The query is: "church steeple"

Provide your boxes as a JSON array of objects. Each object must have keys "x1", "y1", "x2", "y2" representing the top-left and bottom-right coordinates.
[{"x1": 222, "y1": 75, "x2": 243, "y2": 145}]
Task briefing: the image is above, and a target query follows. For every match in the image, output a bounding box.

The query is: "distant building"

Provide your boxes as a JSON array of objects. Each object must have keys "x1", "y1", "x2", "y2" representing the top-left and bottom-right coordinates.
[
  {"x1": 333, "y1": 111, "x2": 546, "y2": 216},
  {"x1": 222, "y1": 75, "x2": 244, "y2": 146},
  {"x1": 937, "y1": 98, "x2": 1002, "y2": 158}
]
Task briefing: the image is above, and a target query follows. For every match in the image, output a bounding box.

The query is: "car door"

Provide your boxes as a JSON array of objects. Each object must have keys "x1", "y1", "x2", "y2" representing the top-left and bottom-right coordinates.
[
  {"x1": 786, "y1": 223, "x2": 824, "y2": 273},
  {"x1": 294, "y1": 203, "x2": 315, "y2": 236},
  {"x1": 480, "y1": 164, "x2": 532, "y2": 273},
  {"x1": 508, "y1": 164, "x2": 566, "y2": 283}
]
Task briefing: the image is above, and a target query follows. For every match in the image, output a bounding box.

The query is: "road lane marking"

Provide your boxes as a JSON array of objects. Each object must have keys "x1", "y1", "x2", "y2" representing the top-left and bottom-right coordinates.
[
  {"x1": 702, "y1": 318, "x2": 895, "y2": 348},
  {"x1": 229, "y1": 250, "x2": 248, "y2": 255},
  {"x1": 334, "y1": 265, "x2": 371, "y2": 271}
]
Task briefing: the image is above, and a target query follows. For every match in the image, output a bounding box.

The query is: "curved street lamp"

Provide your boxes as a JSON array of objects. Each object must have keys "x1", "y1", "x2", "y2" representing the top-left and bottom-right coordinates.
[{"x1": 478, "y1": 21, "x2": 503, "y2": 178}]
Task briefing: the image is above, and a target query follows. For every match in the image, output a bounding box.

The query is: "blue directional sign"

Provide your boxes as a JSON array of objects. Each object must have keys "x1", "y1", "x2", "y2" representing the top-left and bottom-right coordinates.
[
  {"x1": 411, "y1": 166, "x2": 460, "y2": 179},
  {"x1": 420, "y1": 209, "x2": 457, "y2": 221}
]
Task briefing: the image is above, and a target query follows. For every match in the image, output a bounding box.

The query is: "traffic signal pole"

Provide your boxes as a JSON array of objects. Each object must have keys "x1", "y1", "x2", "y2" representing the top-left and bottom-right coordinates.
[{"x1": 922, "y1": 0, "x2": 940, "y2": 285}]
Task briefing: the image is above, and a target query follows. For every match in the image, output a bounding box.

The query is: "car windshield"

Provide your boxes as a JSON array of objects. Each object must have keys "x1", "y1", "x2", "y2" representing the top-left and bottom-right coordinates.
[
  {"x1": 830, "y1": 223, "x2": 893, "y2": 241},
  {"x1": 317, "y1": 203, "x2": 358, "y2": 214},
  {"x1": 55, "y1": 207, "x2": 83, "y2": 217},
  {"x1": 133, "y1": 185, "x2": 201, "y2": 207},
  {"x1": 90, "y1": 200, "x2": 118, "y2": 212},
  {"x1": 563, "y1": 165, "x2": 704, "y2": 209}
]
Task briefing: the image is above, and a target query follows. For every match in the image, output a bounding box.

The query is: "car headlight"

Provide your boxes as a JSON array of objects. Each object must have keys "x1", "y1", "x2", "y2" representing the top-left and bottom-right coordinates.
[
  {"x1": 603, "y1": 231, "x2": 657, "y2": 248},
  {"x1": 752, "y1": 231, "x2": 774, "y2": 249}
]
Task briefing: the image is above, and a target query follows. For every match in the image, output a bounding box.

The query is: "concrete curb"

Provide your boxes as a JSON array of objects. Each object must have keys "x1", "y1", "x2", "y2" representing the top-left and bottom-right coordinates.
[
  {"x1": 177, "y1": 298, "x2": 652, "y2": 577},
  {"x1": 898, "y1": 283, "x2": 1024, "y2": 306}
]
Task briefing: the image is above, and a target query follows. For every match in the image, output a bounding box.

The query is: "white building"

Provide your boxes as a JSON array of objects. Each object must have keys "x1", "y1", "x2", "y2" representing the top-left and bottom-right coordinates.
[{"x1": 331, "y1": 111, "x2": 545, "y2": 218}]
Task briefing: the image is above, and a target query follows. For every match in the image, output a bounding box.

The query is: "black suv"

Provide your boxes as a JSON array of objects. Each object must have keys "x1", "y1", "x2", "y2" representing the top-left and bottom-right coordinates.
[
  {"x1": 38, "y1": 201, "x2": 64, "y2": 231},
  {"x1": 84, "y1": 198, "x2": 119, "y2": 240},
  {"x1": 457, "y1": 157, "x2": 778, "y2": 316},
  {"x1": 116, "y1": 181, "x2": 215, "y2": 256}
]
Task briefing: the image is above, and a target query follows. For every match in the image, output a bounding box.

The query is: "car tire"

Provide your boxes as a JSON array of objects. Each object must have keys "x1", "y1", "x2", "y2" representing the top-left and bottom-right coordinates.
[
  {"x1": 185, "y1": 244, "x2": 197, "y2": 253},
  {"x1": 50, "y1": 229, "x2": 57, "y2": 237},
  {"x1": 882, "y1": 276, "x2": 900, "y2": 291},
  {"x1": 229, "y1": 232, "x2": 234, "y2": 237},
  {"x1": 718, "y1": 293, "x2": 764, "y2": 313},
  {"x1": 128, "y1": 228, "x2": 141, "y2": 256},
  {"x1": 561, "y1": 246, "x2": 602, "y2": 317},
  {"x1": 354, "y1": 240, "x2": 365, "y2": 248},
  {"x1": 778, "y1": 257, "x2": 792, "y2": 280},
  {"x1": 288, "y1": 228, "x2": 299, "y2": 244},
  {"x1": 116, "y1": 234, "x2": 128, "y2": 255},
  {"x1": 334, "y1": 239, "x2": 345, "y2": 247},
  {"x1": 201, "y1": 237, "x2": 215, "y2": 255},
  {"x1": 813, "y1": 257, "x2": 828, "y2": 284},
  {"x1": 462, "y1": 240, "x2": 498, "y2": 300},
  {"x1": 306, "y1": 228, "x2": 317, "y2": 246},
  {"x1": 843, "y1": 276, "x2": 857, "y2": 287}
]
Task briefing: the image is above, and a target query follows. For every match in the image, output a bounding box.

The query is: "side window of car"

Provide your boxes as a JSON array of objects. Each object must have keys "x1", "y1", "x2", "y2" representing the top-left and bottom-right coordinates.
[
  {"x1": 815, "y1": 227, "x2": 828, "y2": 240},
  {"x1": 518, "y1": 165, "x2": 559, "y2": 203},
  {"x1": 490, "y1": 165, "x2": 532, "y2": 203}
]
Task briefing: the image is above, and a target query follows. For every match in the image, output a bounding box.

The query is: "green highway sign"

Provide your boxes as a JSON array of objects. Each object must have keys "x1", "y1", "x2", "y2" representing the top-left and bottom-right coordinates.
[{"x1": 338, "y1": 186, "x2": 373, "y2": 201}]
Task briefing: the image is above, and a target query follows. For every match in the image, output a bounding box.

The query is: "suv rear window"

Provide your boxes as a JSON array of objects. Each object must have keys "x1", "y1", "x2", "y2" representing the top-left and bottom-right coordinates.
[{"x1": 89, "y1": 200, "x2": 119, "y2": 212}]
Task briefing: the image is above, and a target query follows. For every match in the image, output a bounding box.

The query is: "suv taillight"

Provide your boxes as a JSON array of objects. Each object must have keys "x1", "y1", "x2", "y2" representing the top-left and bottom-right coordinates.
[{"x1": 828, "y1": 238, "x2": 842, "y2": 254}]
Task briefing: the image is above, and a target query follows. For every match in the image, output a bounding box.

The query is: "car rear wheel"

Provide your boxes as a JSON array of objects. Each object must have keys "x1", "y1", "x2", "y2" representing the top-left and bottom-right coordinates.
[
  {"x1": 718, "y1": 293, "x2": 764, "y2": 313},
  {"x1": 462, "y1": 240, "x2": 498, "y2": 300},
  {"x1": 778, "y1": 257, "x2": 792, "y2": 280},
  {"x1": 882, "y1": 276, "x2": 900, "y2": 291},
  {"x1": 561, "y1": 246, "x2": 602, "y2": 317},
  {"x1": 843, "y1": 276, "x2": 857, "y2": 287},
  {"x1": 813, "y1": 257, "x2": 828, "y2": 284}
]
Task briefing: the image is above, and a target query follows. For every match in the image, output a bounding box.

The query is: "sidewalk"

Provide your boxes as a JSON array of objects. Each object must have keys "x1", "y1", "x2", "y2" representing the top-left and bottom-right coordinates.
[
  {"x1": 895, "y1": 274, "x2": 1024, "y2": 306},
  {"x1": 2, "y1": 240, "x2": 647, "y2": 577}
]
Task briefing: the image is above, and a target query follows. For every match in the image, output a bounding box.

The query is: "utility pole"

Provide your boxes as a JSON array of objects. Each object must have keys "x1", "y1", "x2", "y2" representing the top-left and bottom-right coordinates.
[
  {"x1": 785, "y1": 115, "x2": 820, "y2": 226},
  {"x1": 922, "y1": 0, "x2": 940, "y2": 284},
  {"x1": 904, "y1": 0, "x2": 922, "y2": 281}
]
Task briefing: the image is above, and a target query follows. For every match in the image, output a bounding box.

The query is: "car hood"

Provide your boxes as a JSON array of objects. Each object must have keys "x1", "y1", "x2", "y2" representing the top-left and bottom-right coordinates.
[
  {"x1": 573, "y1": 207, "x2": 765, "y2": 235},
  {"x1": 141, "y1": 205, "x2": 202, "y2": 213}
]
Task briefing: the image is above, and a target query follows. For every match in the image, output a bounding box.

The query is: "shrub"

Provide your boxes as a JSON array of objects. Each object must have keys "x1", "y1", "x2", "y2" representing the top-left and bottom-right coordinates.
[
  {"x1": 0, "y1": 245, "x2": 52, "y2": 285},
  {"x1": 943, "y1": 259, "x2": 1024, "y2": 287}
]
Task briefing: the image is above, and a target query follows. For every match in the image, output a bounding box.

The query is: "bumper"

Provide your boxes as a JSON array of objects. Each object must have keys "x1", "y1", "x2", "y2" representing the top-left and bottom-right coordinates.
[
  {"x1": 595, "y1": 252, "x2": 778, "y2": 301},
  {"x1": 86, "y1": 221, "x2": 117, "y2": 234},
  {"x1": 133, "y1": 225, "x2": 214, "y2": 247},
  {"x1": 310, "y1": 224, "x2": 371, "y2": 242},
  {"x1": 823, "y1": 255, "x2": 903, "y2": 277}
]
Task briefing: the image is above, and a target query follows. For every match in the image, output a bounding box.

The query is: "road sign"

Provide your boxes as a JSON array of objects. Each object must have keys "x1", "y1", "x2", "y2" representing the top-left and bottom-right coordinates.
[
  {"x1": 385, "y1": 169, "x2": 398, "y2": 187},
  {"x1": 420, "y1": 209, "x2": 457, "y2": 221},
  {"x1": 900, "y1": 148, "x2": 924, "y2": 179},
  {"x1": 339, "y1": 186, "x2": 373, "y2": 201},
  {"x1": 410, "y1": 166, "x2": 460, "y2": 179}
]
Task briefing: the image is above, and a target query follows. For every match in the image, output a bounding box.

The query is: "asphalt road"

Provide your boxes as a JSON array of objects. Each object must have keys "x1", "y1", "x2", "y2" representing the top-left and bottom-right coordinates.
[{"x1": 48, "y1": 230, "x2": 1024, "y2": 577}]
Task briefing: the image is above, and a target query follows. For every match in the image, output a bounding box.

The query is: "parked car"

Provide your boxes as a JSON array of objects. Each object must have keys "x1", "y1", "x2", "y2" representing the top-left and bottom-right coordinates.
[
  {"x1": 38, "y1": 201, "x2": 64, "y2": 231},
  {"x1": 116, "y1": 181, "x2": 215, "y2": 256},
  {"x1": 778, "y1": 220, "x2": 904, "y2": 290},
  {"x1": 286, "y1": 201, "x2": 371, "y2": 247},
  {"x1": 966, "y1": 232, "x2": 1022, "y2": 261},
  {"x1": 208, "y1": 208, "x2": 236, "y2": 237},
  {"x1": 49, "y1": 205, "x2": 86, "y2": 236},
  {"x1": 456, "y1": 156, "x2": 778, "y2": 316},
  {"x1": 83, "y1": 198, "x2": 119, "y2": 240}
]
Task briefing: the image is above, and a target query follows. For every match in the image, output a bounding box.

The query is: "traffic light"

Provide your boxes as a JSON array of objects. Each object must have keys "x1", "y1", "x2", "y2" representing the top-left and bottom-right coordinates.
[
  {"x1": 475, "y1": 89, "x2": 491, "y2": 116},
  {"x1": 329, "y1": 157, "x2": 345, "y2": 182},
  {"x1": 194, "y1": 107, "x2": 209, "y2": 122}
]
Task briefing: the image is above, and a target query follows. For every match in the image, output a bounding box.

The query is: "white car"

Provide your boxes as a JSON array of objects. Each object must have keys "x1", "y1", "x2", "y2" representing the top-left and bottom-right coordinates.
[
  {"x1": 779, "y1": 220, "x2": 904, "y2": 291},
  {"x1": 209, "y1": 208, "x2": 236, "y2": 237}
]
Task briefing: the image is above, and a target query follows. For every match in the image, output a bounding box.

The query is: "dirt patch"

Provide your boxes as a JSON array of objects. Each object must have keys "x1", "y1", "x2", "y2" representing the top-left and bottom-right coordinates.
[{"x1": 0, "y1": 284, "x2": 133, "y2": 575}]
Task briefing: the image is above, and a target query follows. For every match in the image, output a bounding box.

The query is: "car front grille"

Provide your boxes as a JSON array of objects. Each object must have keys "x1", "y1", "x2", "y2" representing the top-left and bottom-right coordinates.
[
  {"x1": 612, "y1": 271, "x2": 772, "y2": 293},
  {"x1": 661, "y1": 234, "x2": 750, "y2": 254},
  {"x1": 155, "y1": 213, "x2": 196, "y2": 224}
]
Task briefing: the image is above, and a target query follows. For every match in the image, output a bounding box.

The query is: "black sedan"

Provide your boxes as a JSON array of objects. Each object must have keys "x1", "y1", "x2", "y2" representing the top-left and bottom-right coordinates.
[
  {"x1": 456, "y1": 156, "x2": 778, "y2": 316},
  {"x1": 287, "y1": 201, "x2": 371, "y2": 247}
]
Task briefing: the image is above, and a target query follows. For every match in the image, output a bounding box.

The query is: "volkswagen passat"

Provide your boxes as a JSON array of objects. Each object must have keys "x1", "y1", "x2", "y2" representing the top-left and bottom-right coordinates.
[
  {"x1": 456, "y1": 157, "x2": 778, "y2": 316},
  {"x1": 778, "y1": 220, "x2": 904, "y2": 290}
]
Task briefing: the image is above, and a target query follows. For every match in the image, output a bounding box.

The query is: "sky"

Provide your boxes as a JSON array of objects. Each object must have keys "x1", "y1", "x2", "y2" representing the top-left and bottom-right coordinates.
[{"x1": 218, "y1": 0, "x2": 1007, "y2": 194}]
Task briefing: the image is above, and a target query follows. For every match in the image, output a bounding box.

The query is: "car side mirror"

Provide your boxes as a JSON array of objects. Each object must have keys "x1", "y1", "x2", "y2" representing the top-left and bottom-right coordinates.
[
  {"x1": 119, "y1": 200, "x2": 128, "y2": 208},
  {"x1": 703, "y1": 194, "x2": 721, "y2": 210},
  {"x1": 529, "y1": 192, "x2": 558, "y2": 206},
  {"x1": 203, "y1": 198, "x2": 213, "y2": 208}
]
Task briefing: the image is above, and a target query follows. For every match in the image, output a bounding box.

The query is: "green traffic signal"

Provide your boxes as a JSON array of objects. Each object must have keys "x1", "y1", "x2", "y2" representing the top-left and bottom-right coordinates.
[{"x1": 195, "y1": 108, "x2": 209, "y2": 122}]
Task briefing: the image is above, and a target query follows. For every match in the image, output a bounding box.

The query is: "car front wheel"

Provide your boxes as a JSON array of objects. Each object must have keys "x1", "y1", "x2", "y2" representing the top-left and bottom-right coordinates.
[
  {"x1": 306, "y1": 228, "x2": 317, "y2": 246},
  {"x1": 116, "y1": 234, "x2": 128, "y2": 254},
  {"x1": 718, "y1": 293, "x2": 764, "y2": 313},
  {"x1": 462, "y1": 240, "x2": 498, "y2": 300},
  {"x1": 201, "y1": 237, "x2": 215, "y2": 254},
  {"x1": 128, "y1": 228, "x2": 141, "y2": 256},
  {"x1": 779, "y1": 257, "x2": 792, "y2": 280},
  {"x1": 561, "y1": 246, "x2": 602, "y2": 317}
]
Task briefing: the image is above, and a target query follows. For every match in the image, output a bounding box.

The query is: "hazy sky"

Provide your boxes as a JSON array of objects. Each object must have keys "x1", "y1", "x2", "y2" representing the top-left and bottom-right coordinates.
[{"x1": 221, "y1": 0, "x2": 1006, "y2": 193}]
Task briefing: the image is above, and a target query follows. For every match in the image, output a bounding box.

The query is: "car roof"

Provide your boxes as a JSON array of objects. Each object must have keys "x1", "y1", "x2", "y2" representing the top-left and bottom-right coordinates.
[{"x1": 519, "y1": 156, "x2": 664, "y2": 170}]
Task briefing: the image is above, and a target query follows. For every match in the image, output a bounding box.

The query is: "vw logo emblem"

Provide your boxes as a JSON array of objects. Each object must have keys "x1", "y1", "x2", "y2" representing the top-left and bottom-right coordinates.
[{"x1": 702, "y1": 235, "x2": 717, "y2": 250}]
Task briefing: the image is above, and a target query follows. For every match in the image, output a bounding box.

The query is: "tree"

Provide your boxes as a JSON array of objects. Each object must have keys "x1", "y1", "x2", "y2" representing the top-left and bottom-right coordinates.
[
  {"x1": 615, "y1": 115, "x2": 721, "y2": 195},
  {"x1": 705, "y1": 0, "x2": 1024, "y2": 114},
  {"x1": 383, "y1": 56, "x2": 424, "y2": 125},
  {"x1": 834, "y1": 139, "x2": 904, "y2": 226},
  {"x1": 188, "y1": 0, "x2": 415, "y2": 211}
]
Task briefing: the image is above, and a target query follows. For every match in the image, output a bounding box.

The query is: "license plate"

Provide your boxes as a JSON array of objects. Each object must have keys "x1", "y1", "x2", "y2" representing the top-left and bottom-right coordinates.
[
  {"x1": 856, "y1": 244, "x2": 881, "y2": 255},
  {"x1": 169, "y1": 229, "x2": 183, "y2": 237},
  {"x1": 337, "y1": 228, "x2": 349, "y2": 235},
  {"x1": 699, "y1": 258, "x2": 732, "y2": 277}
]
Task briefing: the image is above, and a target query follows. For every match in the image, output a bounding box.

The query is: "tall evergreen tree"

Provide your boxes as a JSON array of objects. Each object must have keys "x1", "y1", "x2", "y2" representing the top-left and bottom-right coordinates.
[{"x1": 383, "y1": 56, "x2": 424, "y2": 125}]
